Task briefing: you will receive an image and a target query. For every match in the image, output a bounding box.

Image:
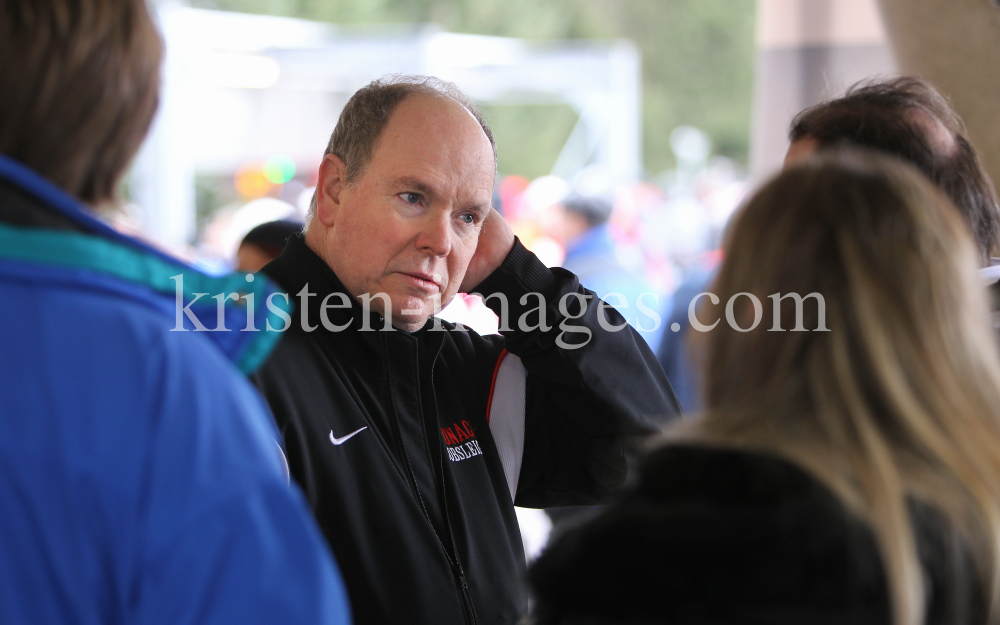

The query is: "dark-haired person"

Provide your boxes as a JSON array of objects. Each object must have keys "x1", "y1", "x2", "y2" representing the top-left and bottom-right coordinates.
[
  {"x1": 530, "y1": 151, "x2": 1000, "y2": 625},
  {"x1": 237, "y1": 219, "x2": 303, "y2": 272},
  {"x1": 251, "y1": 75, "x2": 680, "y2": 625},
  {"x1": 786, "y1": 76, "x2": 1000, "y2": 266},
  {"x1": 0, "y1": 1, "x2": 349, "y2": 623},
  {"x1": 656, "y1": 76, "x2": 1000, "y2": 415}
]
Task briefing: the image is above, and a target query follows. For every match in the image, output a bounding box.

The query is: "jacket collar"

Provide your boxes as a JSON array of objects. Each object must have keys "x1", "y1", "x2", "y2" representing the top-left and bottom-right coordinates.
[
  {"x1": 265, "y1": 233, "x2": 400, "y2": 333},
  {"x1": 0, "y1": 153, "x2": 287, "y2": 374}
]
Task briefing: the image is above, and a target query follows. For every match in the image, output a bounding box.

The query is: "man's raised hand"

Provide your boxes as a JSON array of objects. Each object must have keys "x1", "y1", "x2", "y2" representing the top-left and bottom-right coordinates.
[{"x1": 460, "y1": 208, "x2": 515, "y2": 293}]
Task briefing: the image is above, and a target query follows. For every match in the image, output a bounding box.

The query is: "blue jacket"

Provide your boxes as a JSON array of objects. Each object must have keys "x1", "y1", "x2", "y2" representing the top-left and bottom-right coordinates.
[
  {"x1": 0, "y1": 154, "x2": 351, "y2": 624},
  {"x1": 562, "y1": 225, "x2": 665, "y2": 352}
]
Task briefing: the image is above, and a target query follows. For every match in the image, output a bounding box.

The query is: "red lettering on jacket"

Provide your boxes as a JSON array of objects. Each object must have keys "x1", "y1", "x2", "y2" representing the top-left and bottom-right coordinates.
[
  {"x1": 440, "y1": 421, "x2": 478, "y2": 447},
  {"x1": 441, "y1": 427, "x2": 460, "y2": 446}
]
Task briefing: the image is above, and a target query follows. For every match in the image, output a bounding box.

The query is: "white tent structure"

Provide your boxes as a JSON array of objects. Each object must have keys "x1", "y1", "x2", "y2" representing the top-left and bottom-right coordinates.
[{"x1": 131, "y1": 5, "x2": 642, "y2": 249}]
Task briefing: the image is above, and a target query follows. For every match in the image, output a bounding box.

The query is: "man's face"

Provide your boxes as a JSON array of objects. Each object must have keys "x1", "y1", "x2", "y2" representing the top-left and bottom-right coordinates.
[{"x1": 313, "y1": 94, "x2": 495, "y2": 331}]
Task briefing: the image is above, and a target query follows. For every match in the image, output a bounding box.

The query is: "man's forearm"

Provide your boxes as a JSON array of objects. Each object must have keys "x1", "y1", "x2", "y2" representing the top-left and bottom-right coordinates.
[{"x1": 473, "y1": 237, "x2": 680, "y2": 425}]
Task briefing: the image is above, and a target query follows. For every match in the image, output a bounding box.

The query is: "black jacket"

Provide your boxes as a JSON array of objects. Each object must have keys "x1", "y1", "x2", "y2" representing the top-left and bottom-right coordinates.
[
  {"x1": 252, "y1": 235, "x2": 680, "y2": 625},
  {"x1": 530, "y1": 445, "x2": 985, "y2": 625}
]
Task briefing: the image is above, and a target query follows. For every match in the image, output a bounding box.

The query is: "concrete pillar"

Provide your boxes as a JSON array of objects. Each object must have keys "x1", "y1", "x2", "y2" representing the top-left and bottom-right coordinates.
[
  {"x1": 877, "y1": 0, "x2": 1000, "y2": 192},
  {"x1": 749, "y1": 0, "x2": 896, "y2": 180}
]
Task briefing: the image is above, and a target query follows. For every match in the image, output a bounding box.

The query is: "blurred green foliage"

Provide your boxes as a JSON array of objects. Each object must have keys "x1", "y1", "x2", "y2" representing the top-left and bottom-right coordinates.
[
  {"x1": 190, "y1": 0, "x2": 756, "y2": 178},
  {"x1": 479, "y1": 104, "x2": 579, "y2": 180}
]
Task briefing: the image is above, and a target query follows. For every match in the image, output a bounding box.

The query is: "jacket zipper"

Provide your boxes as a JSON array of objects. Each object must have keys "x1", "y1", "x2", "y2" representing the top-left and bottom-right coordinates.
[
  {"x1": 381, "y1": 333, "x2": 478, "y2": 625},
  {"x1": 430, "y1": 353, "x2": 478, "y2": 625}
]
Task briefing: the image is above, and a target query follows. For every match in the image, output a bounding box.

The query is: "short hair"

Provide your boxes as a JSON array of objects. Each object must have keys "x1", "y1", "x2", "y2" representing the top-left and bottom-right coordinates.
[
  {"x1": 240, "y1": 219, "x2": 302, "y2": 258},
  {"x1": 325, "y1": 74, "x2": 496, "y2": 186},
  {"x1": 562, "y1": 193, "x2": 613, "y2": 228},
  {"x1": 0, "y1": 0, "x2": 163, "y2": 205},
  {"x1": 790, "y1": 77, "x2": 1000, "y2": 265}
]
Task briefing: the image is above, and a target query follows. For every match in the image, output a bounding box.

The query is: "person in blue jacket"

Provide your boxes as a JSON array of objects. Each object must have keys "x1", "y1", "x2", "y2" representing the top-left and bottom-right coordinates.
[
  {"x1": 558, "y1": 193, "x2": 664, "y2": 351},
  {"x1": 0, "y1": 1, "x2": 350, "y2": 623}
]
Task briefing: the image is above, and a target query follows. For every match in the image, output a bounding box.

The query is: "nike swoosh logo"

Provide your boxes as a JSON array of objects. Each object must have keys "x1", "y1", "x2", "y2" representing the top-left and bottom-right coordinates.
[{"x1": 329, "y1": 426, "x2": 368, "y2": 446}]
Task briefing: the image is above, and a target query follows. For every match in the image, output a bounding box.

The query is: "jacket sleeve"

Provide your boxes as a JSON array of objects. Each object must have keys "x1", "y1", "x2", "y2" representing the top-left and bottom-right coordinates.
[{"x1": 470, "y1": 238, "x2": 681, "y2": 508}]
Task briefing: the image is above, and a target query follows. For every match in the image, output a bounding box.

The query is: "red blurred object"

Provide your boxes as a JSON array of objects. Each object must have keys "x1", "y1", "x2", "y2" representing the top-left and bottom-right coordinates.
[{"x1": 499, "y1": 175, "x2": 529, "y2": 221}]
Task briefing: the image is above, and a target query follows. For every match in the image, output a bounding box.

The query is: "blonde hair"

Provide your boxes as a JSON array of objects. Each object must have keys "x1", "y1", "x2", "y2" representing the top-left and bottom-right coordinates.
[{"x1": 680, "y1": 150, "x2": 1000, "y2": 625}]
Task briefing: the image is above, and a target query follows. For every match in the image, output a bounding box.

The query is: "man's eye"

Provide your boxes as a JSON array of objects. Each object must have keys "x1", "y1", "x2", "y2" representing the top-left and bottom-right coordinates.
[
  {"x1": 458, "y1": 213, "x2": 476, "y2": 225},
  {"x1": 401, "y1": 192, "x2": 420, "y2": 204}
]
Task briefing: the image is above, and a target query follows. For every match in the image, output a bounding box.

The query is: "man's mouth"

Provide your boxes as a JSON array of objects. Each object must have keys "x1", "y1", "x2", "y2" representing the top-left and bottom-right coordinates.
[{"x1": 398, "y1": 272, "x2": 441, "y2": 292}]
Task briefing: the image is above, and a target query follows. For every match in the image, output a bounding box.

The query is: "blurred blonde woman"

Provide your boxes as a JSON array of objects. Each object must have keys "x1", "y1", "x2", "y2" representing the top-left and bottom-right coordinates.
[{"x1": 528, "y1": 150, "x2": 1000, "y2": 625}]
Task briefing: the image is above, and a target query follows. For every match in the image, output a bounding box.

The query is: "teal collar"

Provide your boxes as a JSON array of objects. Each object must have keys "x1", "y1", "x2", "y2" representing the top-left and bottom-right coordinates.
[{"x1": 0, "y1": 154, "x2": 289, "y2": 374}]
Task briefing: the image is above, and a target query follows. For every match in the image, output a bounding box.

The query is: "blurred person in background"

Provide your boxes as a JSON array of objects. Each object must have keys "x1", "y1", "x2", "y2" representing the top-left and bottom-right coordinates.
[
  {"x1": 557, "y1": 192, "x2": 663, "y2": 351},
  {"x1": 251, "y1": 75, "x2": 680, "y2": 625},
  {"x1": 0, "y1": 1, "x2": 350, "y2": 623},
  {"x1": 657, "y1": 75, "x2": 1000, "y2": 415},
  {"x1": 654, "y1": 263, "x2": 716, "y2": 413},
  {"x1": 787, "y1": 76, "x2": 1000, "y2": 266},
  {"x1": 529, "y1": 151, "x2": 1000, "y2": 625},
  {"x1": 237, "y1": 218, "x2": 303, "y2": 272}
]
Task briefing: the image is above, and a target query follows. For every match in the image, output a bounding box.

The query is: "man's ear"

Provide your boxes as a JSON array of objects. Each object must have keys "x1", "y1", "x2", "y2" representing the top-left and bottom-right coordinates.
[{"x1": 315, "y1": 153, "x2": 348, "y2": 227}]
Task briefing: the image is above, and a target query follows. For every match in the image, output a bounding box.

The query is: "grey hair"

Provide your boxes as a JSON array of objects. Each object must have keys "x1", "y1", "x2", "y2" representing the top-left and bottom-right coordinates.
[{"x1": 306, "y1": 74, "x2": 496, "y2": 225}]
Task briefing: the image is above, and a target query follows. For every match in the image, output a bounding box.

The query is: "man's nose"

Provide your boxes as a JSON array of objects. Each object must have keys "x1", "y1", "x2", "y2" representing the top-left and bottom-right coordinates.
[{"x1": 417, "y1": 211, "x2": 453, "y2": 256}]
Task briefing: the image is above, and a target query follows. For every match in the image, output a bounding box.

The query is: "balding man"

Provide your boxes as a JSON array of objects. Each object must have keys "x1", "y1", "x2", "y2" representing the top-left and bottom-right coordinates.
[{"x1": 252, "y1": 76, "x2": 680, "y2": 625}]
